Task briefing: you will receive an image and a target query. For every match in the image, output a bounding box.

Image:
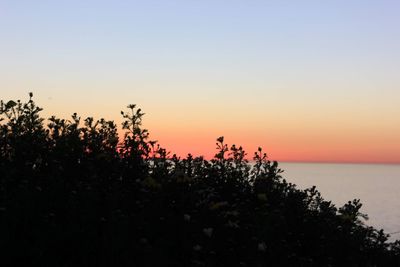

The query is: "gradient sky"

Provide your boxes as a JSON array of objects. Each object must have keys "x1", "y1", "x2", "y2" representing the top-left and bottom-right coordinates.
[{"x1": 1, "y1": 0, "x2": 400, "y2": 163}]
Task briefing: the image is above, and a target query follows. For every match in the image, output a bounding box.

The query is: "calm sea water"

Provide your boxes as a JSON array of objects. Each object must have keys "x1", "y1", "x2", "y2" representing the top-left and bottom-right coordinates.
[{"x1": 279, "y1": 162, "x2": 400, "y2": 241}]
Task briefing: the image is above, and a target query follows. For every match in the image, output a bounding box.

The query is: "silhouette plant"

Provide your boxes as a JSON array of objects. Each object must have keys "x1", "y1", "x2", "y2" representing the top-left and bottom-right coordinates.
[{"x1": 0, "y1": 93, "x2": 399, "y2": 267}]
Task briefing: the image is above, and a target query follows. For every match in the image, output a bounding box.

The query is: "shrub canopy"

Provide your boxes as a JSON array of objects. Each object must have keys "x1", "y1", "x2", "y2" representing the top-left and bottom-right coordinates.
[{"x1": 0, "y1": 94, "x2": 399, "y2": 266}]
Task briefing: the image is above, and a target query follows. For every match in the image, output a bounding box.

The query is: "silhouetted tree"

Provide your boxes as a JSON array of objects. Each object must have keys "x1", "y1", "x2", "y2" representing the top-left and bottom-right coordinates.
[{"x1": 0, "y1": 93, "x2": 399, "y2": 267}]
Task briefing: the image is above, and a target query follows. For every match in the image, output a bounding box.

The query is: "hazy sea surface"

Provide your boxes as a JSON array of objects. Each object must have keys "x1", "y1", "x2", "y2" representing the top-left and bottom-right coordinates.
[{"x1": 279, "y1": 162, "x2": 400, "y2": 241}]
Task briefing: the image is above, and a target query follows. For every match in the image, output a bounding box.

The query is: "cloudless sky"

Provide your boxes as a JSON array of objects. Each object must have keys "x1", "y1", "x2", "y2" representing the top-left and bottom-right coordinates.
[{"x1": 1, "y1": 0, "x2": 400, "y2": 163}]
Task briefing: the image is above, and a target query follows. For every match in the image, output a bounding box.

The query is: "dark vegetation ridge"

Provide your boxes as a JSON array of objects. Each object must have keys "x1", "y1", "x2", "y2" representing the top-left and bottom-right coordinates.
[{"x1": 0, "y1": 93, "x2": 399, "y2": 266}]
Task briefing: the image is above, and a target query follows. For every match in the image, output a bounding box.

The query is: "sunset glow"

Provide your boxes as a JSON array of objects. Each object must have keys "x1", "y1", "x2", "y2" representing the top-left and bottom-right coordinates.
[{"x1": 1, "y1": 0, "x2": 400, "y2": 163}]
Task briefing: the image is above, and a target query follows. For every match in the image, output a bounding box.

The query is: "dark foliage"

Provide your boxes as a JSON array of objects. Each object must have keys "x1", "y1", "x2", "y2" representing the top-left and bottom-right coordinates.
[{"x1": 1, "y1": 94, "x2": 399, "y2": 266}]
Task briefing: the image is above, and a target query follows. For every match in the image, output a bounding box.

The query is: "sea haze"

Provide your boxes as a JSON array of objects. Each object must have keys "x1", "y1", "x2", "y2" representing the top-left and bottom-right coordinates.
[{"x1": 279, "y1": 162, "x2": 400, "y2": 241}]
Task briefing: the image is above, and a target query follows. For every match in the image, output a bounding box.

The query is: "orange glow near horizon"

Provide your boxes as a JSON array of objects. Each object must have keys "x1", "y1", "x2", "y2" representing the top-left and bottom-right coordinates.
[
  {"x1": 115, "y1": 120, "x2": 400, "y2": 164},
  {"x1": 0, "y1": 94, "x2": 396, "y2": 165}
]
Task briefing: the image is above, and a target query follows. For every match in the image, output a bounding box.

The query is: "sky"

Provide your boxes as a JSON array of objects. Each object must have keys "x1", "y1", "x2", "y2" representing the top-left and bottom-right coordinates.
[{"x1": 1, "y1": 0, "x2": 400, "y2": 163}]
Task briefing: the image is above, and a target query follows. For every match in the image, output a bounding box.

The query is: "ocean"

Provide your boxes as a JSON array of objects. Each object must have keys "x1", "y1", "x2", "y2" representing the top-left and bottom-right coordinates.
[{"x1": 279, "y1": 162, "x2": 400, "y2": 241}]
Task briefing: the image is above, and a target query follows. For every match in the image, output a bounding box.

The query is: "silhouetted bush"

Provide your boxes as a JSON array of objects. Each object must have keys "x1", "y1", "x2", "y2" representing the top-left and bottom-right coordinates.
[{"x1": 1, "y1": 94, "x2": 399, "y2": 266}]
